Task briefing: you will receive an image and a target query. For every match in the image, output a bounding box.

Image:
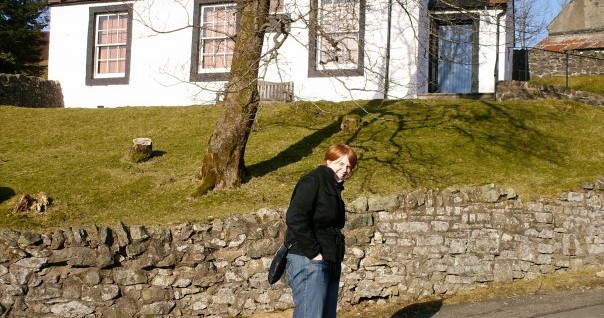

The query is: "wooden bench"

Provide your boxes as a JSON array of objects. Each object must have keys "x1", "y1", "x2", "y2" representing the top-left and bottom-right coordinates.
[{"x1": 216, "y1": 81, "x2": 294, "y2": 103}]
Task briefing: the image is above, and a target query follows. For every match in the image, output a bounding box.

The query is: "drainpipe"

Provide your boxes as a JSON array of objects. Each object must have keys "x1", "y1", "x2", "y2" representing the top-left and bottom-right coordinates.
[
  {"x1": 383, "y1": 0, "x2": 393, "y2": 99},
  {"x1": 494, "y1": 9, "x2": 506, "y2": 100}
]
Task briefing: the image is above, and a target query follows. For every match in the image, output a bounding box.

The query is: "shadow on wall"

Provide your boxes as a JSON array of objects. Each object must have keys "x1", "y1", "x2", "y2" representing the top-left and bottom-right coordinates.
[
  {"x1": 0, "y1": 187, "x2": 16, "y2": 204},
  {"x1": 390, "y1": 299, "x2": 443, "y2": 318}
]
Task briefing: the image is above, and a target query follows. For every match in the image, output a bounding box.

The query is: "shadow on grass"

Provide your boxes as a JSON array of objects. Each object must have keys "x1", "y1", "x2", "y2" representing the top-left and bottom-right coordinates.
[
  {"x1": 247, "y1": 98, "x2": 568, "y2": 189},
  {"x1": 247, "y1": 120, "x2": 341, "y2": 178},
  {"x1": 0, "y1": 187, "x2": 16, "y2": 204},
  {"x1": 356, "y1": 99, "x2": 568, "y2": 188},
  {"x1": 151, "y1": 150, "x2": 167, "y2": 159},
  {"x1": 461, "y1": 101, "x2": 566, "y2": 165},
  {"x1": 247, "y1": 100, "x2": 400, "y2": 178},
  {"x1": 390, "y1": 299, "x2": 443, "y2": 318}
]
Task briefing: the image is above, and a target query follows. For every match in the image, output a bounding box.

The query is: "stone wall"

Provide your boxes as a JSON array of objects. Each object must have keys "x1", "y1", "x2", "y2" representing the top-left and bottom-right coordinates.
[
  {"x1": 0, "y1": 74, "x2": 63, "y2": 108},
  {"x1": 529, "y1": 49, "x2": 604, "y2": 78},
  {"x1": 1, "y1": 182, "x2": 603, "y2": 317},
  {"x1": 496, "y1": 80, "x2": 604, "y2": 107}
]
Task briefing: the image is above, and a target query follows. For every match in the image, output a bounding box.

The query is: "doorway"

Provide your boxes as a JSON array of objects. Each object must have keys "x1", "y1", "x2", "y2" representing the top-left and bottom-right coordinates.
[{"x1": 429, "y1": 15, "x2": 479, "y2": 93}]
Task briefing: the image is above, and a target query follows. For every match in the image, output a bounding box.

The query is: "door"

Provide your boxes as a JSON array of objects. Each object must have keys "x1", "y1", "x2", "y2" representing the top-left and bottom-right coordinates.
[{"x1": 429, "y1": 16, "x2": 478, "y2": 93}]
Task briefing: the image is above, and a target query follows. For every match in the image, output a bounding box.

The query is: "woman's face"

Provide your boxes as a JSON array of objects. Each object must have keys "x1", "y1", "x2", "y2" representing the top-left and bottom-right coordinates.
[{"x1": 326, "y1": 155, "x2": 352, "y2": 183}]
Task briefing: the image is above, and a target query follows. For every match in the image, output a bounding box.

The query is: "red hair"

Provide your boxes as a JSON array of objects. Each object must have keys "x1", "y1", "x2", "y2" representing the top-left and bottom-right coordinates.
[{"x1": 324, "y1": 144, "x2": 357, "y2": 169}]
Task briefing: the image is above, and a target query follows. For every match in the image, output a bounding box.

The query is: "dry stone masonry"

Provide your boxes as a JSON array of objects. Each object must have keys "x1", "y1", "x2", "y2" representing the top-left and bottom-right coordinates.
[
  {"x1": 496, "y1": 80, "x2": 604, "y2": 107},
  {"x1": 1, "y1": 181, "x2": 603, "y2": 317},
  {"x1": 0, "y1": 74, "x2": 63, "y2": 108},
  {"x1": 529, "y1": 49, "x2": 604, "y2": 78}
]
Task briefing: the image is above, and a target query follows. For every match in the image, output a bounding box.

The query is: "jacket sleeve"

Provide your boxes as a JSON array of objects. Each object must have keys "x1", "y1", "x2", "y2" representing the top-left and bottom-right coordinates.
[{"x1": 285, "y1": 173, "x2": 321, "y2": 259}]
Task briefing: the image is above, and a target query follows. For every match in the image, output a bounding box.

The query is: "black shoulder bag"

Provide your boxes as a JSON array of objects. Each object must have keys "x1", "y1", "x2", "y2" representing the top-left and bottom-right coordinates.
[{"x1": 268, "y1": 243, "x2": 292, "y2": 285}]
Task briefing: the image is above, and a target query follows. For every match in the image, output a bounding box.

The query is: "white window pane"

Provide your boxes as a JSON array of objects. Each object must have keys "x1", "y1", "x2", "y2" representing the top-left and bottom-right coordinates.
[
  {"x1": 95, "y1": 12, "x2": 129, "y2": 77},
  {"x1": 199, "y1": 4, "x2": 236, "y2": 71},
  {"x1": 318, "y1": 0, "x2": 360, "y2": 69}
]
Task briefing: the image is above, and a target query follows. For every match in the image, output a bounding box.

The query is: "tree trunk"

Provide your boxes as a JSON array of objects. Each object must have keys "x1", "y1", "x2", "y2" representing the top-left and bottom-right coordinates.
[{"x1": 194, "y1": 0, "x2": 271, "y2": 197}]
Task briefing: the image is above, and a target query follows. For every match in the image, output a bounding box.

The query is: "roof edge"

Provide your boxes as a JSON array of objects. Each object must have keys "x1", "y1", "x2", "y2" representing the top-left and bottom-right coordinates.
[
  {"x1": 549, "y1": 27, "x2": 604, "y2": 37},
  {"x1": 48, "y1": 0, "x2": 129, "y2": 6}
]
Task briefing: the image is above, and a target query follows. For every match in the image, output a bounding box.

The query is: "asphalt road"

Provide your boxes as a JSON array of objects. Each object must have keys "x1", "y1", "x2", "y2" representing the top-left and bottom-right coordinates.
[
  {"x1": 250, "y1": 286, "x2": 604, "y2": 318},
  {"x1": 390, "y1": 288, "x2": 604, "y2": 318}
]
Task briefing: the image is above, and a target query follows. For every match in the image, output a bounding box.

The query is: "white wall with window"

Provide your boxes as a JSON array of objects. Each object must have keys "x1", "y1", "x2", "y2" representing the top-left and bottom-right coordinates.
[
  {"x1": 49, "y1": 1, "x2": 216, "y2": 107},
  {"x1": 47, "y1": 0, "x2": 512, "y2": 108},
  {"x1": 261, "y1": 0, "x2": 386, "y2": 102},
  {"x1": 317, "y1": 0, "x2": 361, "y2": 70}
]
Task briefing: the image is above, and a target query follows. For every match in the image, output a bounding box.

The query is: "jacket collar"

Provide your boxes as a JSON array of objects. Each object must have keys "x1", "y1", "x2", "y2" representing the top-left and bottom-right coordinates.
[{"x1": 317, "y1": 165, "x2": 344, "y2": 193}]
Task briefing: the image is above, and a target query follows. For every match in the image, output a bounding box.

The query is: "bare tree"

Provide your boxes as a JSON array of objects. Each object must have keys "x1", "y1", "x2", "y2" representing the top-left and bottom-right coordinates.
[{"x1": 514, "y1": 0, "x2": 551, "y2": 48}]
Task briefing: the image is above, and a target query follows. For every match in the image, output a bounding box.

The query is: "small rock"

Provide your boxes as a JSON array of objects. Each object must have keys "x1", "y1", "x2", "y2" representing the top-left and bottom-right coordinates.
[
  {"x1": 581, "y1": 181, "x2": 594, "y2": 190},
  {"x1": 50, "y1": 301, "x2": 94, "y2": 318},
  {"x1": 10, "y1": 192, "x2": 51, "y2": 214}
]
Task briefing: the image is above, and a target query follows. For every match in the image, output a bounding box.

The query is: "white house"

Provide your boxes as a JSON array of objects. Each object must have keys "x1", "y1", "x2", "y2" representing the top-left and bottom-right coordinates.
[{"x1": 47, "y1": 0, "x2": 513, "y2": 108}]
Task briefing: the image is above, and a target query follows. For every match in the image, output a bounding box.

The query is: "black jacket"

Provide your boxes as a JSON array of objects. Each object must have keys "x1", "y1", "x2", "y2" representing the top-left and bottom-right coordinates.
[{"x1": 285, "y1": 165, "x2": 346, "y2": 263}]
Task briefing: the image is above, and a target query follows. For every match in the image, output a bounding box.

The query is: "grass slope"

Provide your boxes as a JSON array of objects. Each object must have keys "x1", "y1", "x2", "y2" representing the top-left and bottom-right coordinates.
[
  {"x1": 1, "y1": 98, "x2": 603, "y2": 231},
  {"x1": 530, "y1": 74, "x2": 604, "y2": 95}
]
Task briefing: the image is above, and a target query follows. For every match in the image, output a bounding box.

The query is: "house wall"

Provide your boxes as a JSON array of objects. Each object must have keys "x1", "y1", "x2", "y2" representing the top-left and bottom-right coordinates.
[
  {"x1": 477, "y1": 6, "x2": 514, "y2": 93},
  {"x1": 548, "y1": 0, "x2": 604, "y2": 34},
  {"x1": 48, "y1": 0, "x2": 511, "y2": 108},
  {"x1": 48, "y1": 1, "x2": 212, "y2": 108},
  {"x1": 386, "y1": 1, "x2": 424, "y2": 98},
  {"x1": 477, "y1": 10, "x2": 499, "y2": 93},
  {"x1": 260, "y1": 0, "x2": 391, "y2": 102}
]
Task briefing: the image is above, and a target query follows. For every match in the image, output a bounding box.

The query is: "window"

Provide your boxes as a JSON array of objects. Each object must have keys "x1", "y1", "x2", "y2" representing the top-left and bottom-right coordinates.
[
  {"x1": 191, "y1": 1, "x2": 238, "y2": 82},
  {"x1": 309, "y1": 0, "x2": 365, "y2": 77},
  {"x1": 200, "y1": 4, "x2": 237, "y2": 70},
  {"x1": 266, "y1": 0, "x2": 291, "y2": 34},
  {"x1": 86, "y1": 5, "x2": 133, "y2": 86},
  {"x1": 95, "y1": 13, "x2": 128, "y2": 76}
]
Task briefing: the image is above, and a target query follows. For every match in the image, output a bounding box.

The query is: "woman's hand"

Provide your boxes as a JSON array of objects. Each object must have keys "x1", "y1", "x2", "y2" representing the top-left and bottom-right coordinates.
[{"x1": 312, "y1": 254, "x2": 323, "y2": 261}]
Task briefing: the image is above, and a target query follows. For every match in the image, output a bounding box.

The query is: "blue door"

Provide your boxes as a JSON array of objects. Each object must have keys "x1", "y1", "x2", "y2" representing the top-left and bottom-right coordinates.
[{"x1": 437, "y1": 24, "x2": 473, "y2": 93}]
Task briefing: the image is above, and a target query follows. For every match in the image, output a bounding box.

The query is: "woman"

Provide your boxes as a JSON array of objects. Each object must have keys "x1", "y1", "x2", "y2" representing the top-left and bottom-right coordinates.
[{"x1": 284, "y1": 144, "x2": 357, "y2": 318}]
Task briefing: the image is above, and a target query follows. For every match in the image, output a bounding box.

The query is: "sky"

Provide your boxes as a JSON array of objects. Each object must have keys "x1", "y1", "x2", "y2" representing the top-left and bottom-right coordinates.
[{"x1": 529, "y1": 0, "x2": 569, "y2": 46}]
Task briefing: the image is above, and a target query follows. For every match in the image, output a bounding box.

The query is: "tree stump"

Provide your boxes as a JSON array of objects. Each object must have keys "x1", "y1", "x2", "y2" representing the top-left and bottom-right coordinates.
[
  {"x1": 129, "y1": 137, "x2": 153, "y2": 163},
  {"x1": 11, "y1": 192, "x2": 51, "y2": 214},
  {"x1": 340, "y1": 114, "x2": 362, "y2": 134}
]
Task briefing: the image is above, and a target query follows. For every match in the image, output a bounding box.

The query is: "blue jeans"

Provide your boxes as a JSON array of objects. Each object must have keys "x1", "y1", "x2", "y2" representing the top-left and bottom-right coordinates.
[{"x1": 285, "y1": 253, "x2": 341, "y2": 318}]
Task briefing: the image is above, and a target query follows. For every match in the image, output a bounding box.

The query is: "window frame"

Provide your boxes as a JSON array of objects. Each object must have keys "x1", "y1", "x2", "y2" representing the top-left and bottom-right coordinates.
[
  {"x1": 269, "y1": 0, "x2": 285, "y2": 14},
  {"x1": 308, "y1": 0, "x2": 365, "y2": 78},
  {"x1": 86, "y1": 4, "x2": 133, "y2": 86},
  {"x1": 190, "y1": 0, "x2": 239, "y2": 82}
]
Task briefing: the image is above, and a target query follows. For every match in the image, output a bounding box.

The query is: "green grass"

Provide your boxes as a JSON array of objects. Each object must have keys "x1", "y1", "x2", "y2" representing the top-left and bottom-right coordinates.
[
  {"x1": 530, "y1": 74, "x2": 604, "y2": 95},
  {"x1": 1, "y1": 98, "x2": 604, "y2": 232}
]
